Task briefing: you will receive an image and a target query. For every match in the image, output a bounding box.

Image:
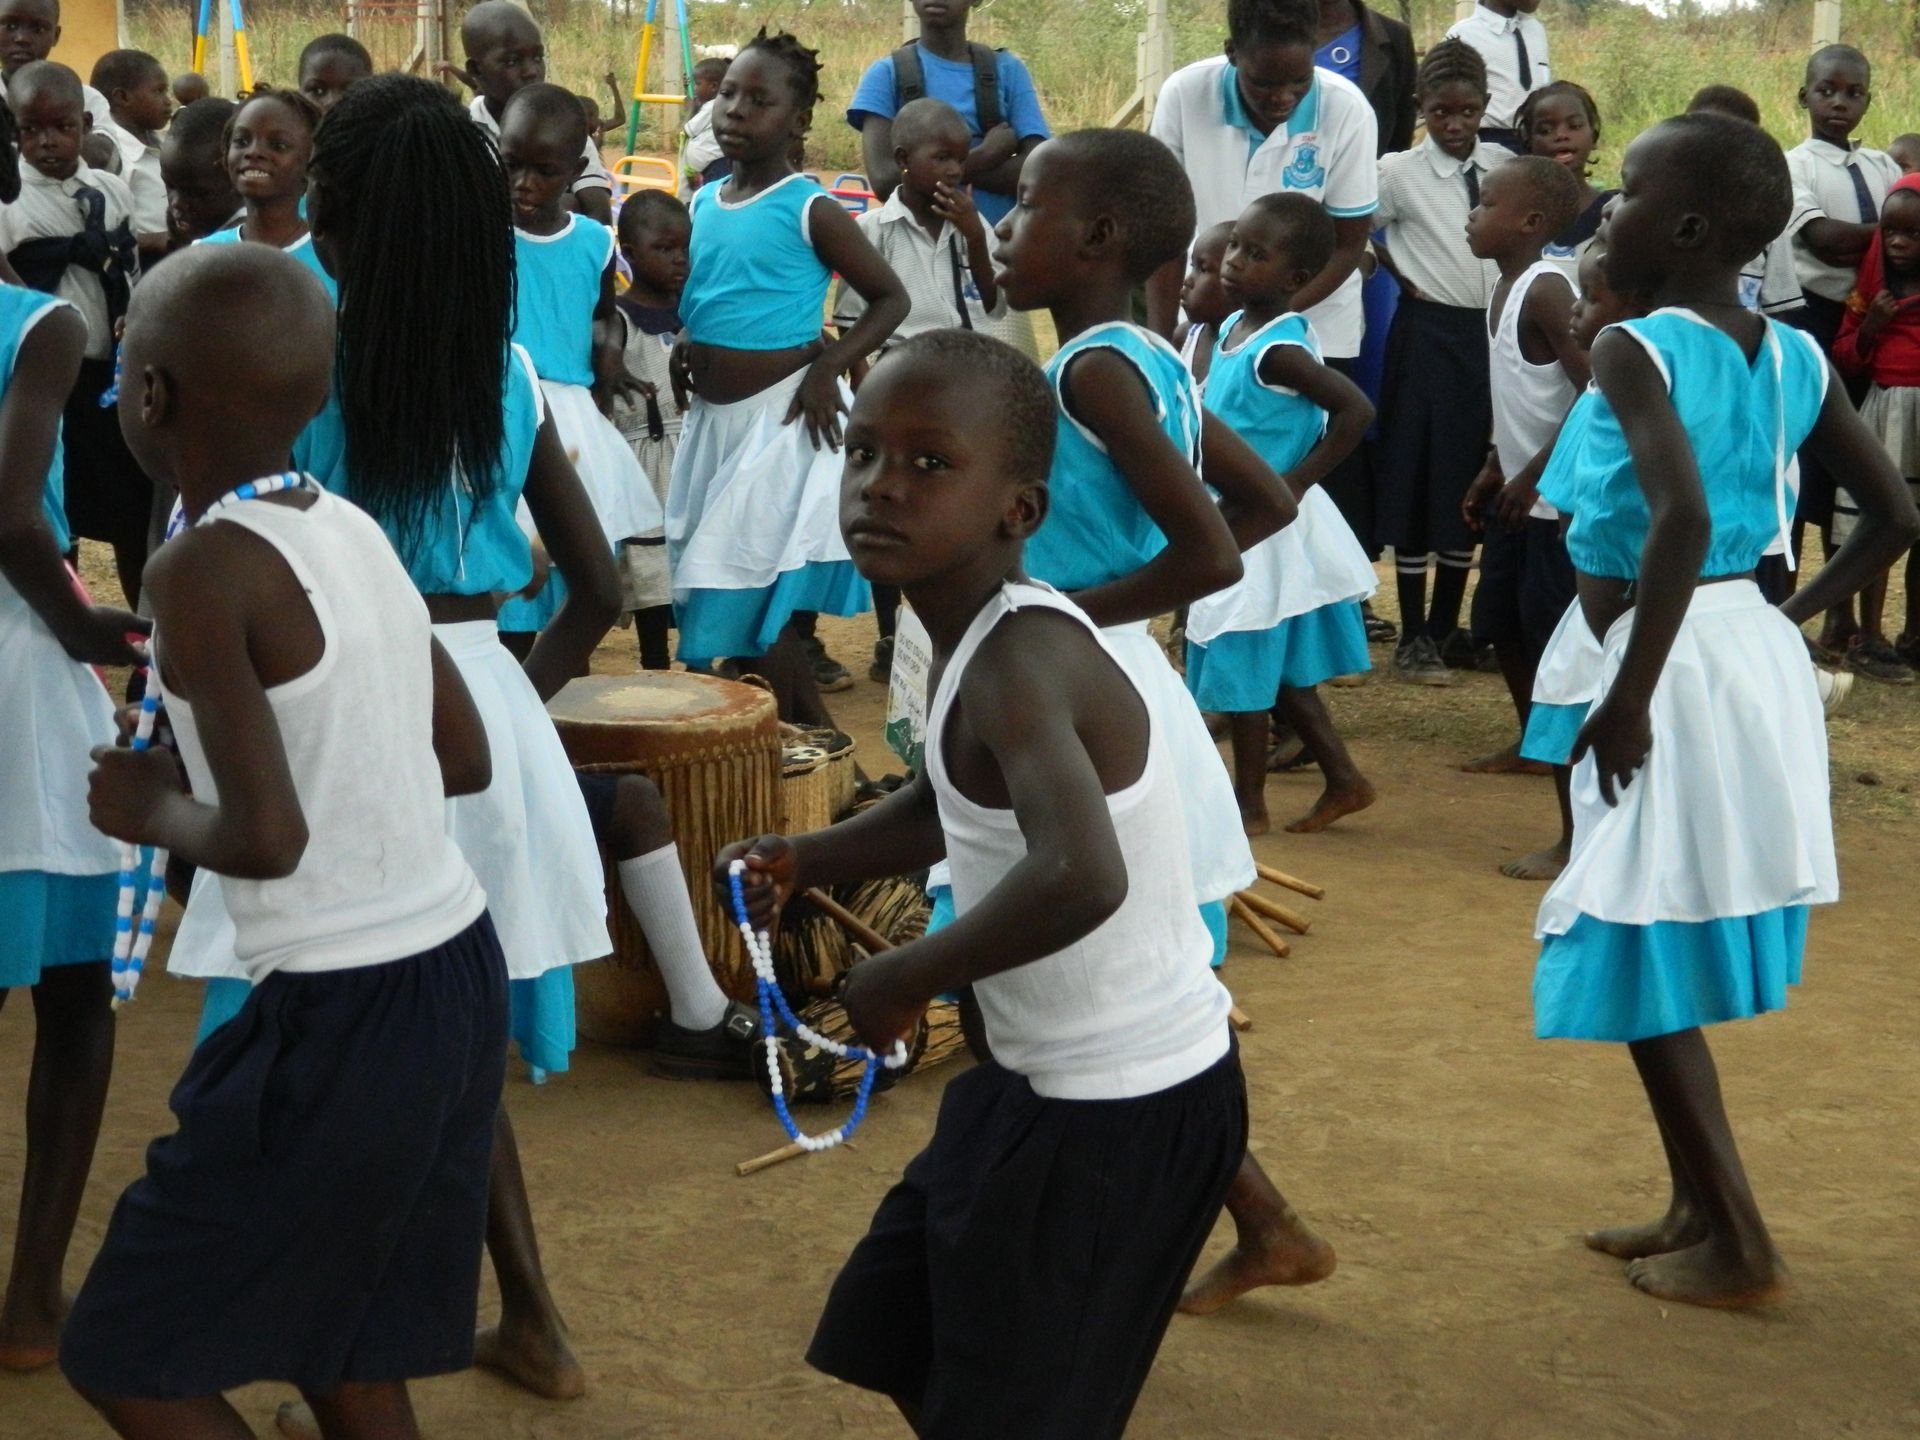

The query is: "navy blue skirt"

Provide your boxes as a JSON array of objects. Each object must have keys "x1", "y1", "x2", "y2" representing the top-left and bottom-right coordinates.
[{"x1": 1374, "y1": 298, "x2": 1493, "y2": 555}]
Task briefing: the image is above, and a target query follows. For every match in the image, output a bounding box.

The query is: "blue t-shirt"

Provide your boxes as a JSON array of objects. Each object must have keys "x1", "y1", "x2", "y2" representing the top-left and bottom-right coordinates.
[
  {"x1": 294, "y1": 344, "x2": 546, "y2": 596},
  {"x1": 1315, "y1": 24, "x2": 1364, "y2": 85},
  {"x1": 195, "y1": 225, "x2": 338, "y2": 303},
  {"x1": 1540, "y1": 310, "x2": 1827, "y2": 580},
  {"x1": 1028, "y1": 322, "x2": 1201, "y2": 592},
  {"x1": 0, "y1": 285, "x2": 72, "y2": 548},
  {"x1": 681, "y1": 173, "x2": 832, "y2": 351},
  {"x1": 1202, "y1": 311, "x2": 1326, "y2": 477},
  {"x1": 846, "y1": 44, "x2": 1051, "y2": 226},
  {"x1": 513, "y1": 215, "x2": 615, "y2": 389}
]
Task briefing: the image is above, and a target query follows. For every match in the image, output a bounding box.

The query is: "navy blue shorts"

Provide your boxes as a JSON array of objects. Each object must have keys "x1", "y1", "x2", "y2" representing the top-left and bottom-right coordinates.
[
  {"x1": 61, "y1": 915, "x2": 508, "y2": 1399},
  {"x1": 1471, "y1": 515, "x2": 1576, "y2": 662},
  {"x1": 807, "y1": 1041, "x2": 1247, "y2": 1439}
]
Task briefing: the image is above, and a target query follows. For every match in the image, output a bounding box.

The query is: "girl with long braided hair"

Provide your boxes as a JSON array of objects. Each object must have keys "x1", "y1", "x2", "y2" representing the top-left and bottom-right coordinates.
[{"x1": 159, "y1": 73, "x2": 619, "y2": 1425}]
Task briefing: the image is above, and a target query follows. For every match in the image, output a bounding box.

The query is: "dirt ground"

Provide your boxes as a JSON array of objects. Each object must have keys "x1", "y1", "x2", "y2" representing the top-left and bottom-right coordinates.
[{"x1": 6, "y1": 569, "x2": 1920, "y2": 1439}]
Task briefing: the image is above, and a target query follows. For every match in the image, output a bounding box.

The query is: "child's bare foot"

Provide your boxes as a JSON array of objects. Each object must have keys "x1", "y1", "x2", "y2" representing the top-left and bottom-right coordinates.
[
  {"x1": 1284, "y1": 779, "x2": 1376, "y2": 834},
  {"x1": 1462, "y1": 742, "x2": 1552, "y2": 776},
  {"x1": 475, "y1": 1320, "x2": 587, "y2": 1399},
  {"x1": 1240, "y1": 802, "x2": 1271, "y2": 837},
  {"x1": 1501, "y1": 841, "x2": 1570, "y2": 881},
  {"x1": 0, "y1": 1293, "x2": 71, "y2": 1371},
  {"x1": 1625, "y1": 1240, "x2": 1786, "y2": 1309},
  {"x1": 1584, "y1": 1206, "x2": 1706, "y2": 1259},
  {"x1": 1179, "y1": 1211, "x2": 1336, "y2": 1316}
]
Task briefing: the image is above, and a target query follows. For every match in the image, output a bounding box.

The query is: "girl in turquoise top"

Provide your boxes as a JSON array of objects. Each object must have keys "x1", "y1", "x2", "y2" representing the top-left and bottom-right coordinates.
[
  {"x1": 1532, "y1": 114, "x2": 1919, "y2": 1311},
  {"x1": 995, "y1": 127, "x2": 1339, "y2": 1322},
  {"x1": 0, "y1": 271, "x2": 145, "y2": 1371},
  {"x1": 193, "y1": 87, "x2": 336, "y2": 303},
  {"x1": 1182, "y1": 194, "x2": 1378, "y2": 837},
  {"x1": 668, "y1": 30, "x2": 907, "y2": 725}
]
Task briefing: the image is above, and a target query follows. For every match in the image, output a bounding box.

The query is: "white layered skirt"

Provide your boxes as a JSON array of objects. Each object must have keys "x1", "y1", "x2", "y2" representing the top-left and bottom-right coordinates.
[
  {"x1": 543, "y1": 379, "x2": 661, "y2": 546},
  {"x1": 1518, "y1": 598, "x2": 1605, "y2": 766},
  {"x1": 1186, "y1": 487, "x2": 1378, "y2": 645}
]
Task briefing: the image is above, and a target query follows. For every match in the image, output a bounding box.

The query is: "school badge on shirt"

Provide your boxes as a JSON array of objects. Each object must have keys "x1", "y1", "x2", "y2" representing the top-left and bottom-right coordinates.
[{"x1": 1284, "y1": 140, "x2": 1326, "y2": 191}]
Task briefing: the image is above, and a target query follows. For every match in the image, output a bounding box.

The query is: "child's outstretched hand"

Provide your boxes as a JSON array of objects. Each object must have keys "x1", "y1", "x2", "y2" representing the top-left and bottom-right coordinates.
[
  {"x1": 435, "y1": 60, "x2": 476, "y2": 91},
  {"x1": 87, "y1": 743, "x2": 186, "y2": 846},
  {"x1": 931, "y1": 180, "x2": 984, "y2": 240},
  {"x1": 1571, "y1": 692, "x2": 1652, "y2": 807},
  {"x1": 713, "y1": 834, "x2": 800, "y2": 931},
  {"x1": 840, "y1": 953, "x2": 927, "y2": 1054},
  {"x1": 62, "y1": 606, "x2": 150, "y2": 668},
  {"x1": 786, "y1": 344, "x2": 847, "y2": 451}
]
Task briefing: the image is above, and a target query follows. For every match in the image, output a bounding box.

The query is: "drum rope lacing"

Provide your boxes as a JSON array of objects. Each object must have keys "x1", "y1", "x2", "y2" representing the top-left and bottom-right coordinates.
[
  {"x1": 112, "y1": 473, "x2": 313, "y2": 1008},
  {"x1": 728, "y1": 859, "x2": 908, "y2": 1151}
]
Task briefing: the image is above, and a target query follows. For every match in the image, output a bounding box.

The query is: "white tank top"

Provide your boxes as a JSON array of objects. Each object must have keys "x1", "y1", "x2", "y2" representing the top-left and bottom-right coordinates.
[
  {"x1": 161, "y1": 489, "x2": 485, "y2": 980},
  {"x1": 926, "y1": 580, "x2": 1231, "y2": 1100},
  {"x1": 1489, "y1": 261, "x2": 1578, "y2": 522}
]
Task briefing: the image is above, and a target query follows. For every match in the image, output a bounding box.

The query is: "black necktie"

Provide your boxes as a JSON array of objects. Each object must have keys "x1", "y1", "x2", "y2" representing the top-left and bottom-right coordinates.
[
  {"x1": 1464, "y1": 163, "x2": 1480, "y2": 209},
  {"x1": 1845, "y1": 160, "x2": 1878, "y2": 223},
  {"x1": 1514, "y1": 27, "x2": 1532, "y2": 90}
]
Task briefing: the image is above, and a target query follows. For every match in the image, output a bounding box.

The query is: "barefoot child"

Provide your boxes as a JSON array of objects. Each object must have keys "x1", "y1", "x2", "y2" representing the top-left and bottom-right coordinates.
[
  {"x1": 994, "y1": 129, "x2": 1335, "y2": 1316},
  {"x1": 1457, "y1": 156, "x2": 1585, "y2": 876},
  {"x1": 494, "y1": 83, "x2": 654, "y2": 654},
  {"x1": 1532, "y1": 113, "x2": 1920, "y2": 1308},
  {"x1": 296, "y1": 32, "x2": 373, "y2": 115},
  {"x1": 609, "y1": 190, "x2": 690, "y2": 670},
  {"x1": 722, "y1": 330, "x2": 1247, "y2": 1438},
  {"x1": 58, "y1": 241, "x2": 507, "y2": 1440},
  {"x1": 1183, "y1": 194, "x2": 1378, "y2": 837},
  {"x1": 0, "y1": 113, "x2": 145, "y2": 1369},
  {"x1": 1175, "y1": 220, "x2": 1235, "y2": 380},
  {"x1": 158, "y1": 97, "x2": 240, "y2": 247},
  {"x1": 0, "y1": 62, "x2": 143, "y2": 606},
  {"x1": 669, "y1": 31, "x2": 907, "y2": 722},
  {"x1": 459, "y1": 0, "x2": 612, "y2": 226},
  {"x1": 194, "y1": 88, "x2": 335, "y2": 301}
]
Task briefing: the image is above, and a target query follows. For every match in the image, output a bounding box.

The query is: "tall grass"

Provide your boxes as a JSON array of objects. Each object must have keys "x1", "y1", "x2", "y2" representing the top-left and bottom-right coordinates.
[{"x1": 124, "y1": 0, "x2": 1920, "y2": 177}]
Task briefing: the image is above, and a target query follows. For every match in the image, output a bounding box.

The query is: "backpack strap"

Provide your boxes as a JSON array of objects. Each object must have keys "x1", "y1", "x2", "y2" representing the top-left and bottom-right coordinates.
[
  {"x1": 968, "y1": 43, "x2": 1003, "y2": 133},
  {"x1": 891, "y1": 43, "x2": 925, "y2": 106}
]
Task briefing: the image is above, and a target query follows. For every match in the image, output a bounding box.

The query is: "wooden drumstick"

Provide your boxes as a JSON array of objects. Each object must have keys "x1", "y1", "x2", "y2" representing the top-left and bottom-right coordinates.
[
  {"x1": 736, "y1": 1140, "x2": 809, "y2": 1177},
  {"x1": 803, "y1": 887, "x2": 896, "y2": 955},
  {"x1": 1255, "y1": 861, "x2": 1325, "y2": 901},
  {"x1": 1229, "y1": 895, "x2": 1290, "y2": 958},
  {"x1": 1229, "y1": 1004, "x2": 1253, "y2": 1032},
  {"x1": 1237, "y1": 888, "x2": 1311, "y2": 936}
]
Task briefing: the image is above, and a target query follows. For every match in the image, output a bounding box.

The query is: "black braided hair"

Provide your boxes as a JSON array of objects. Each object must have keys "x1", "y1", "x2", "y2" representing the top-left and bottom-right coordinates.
[
  {"x1": 1516, "y1": 79, "x2": 1602, "y2": 151},
  {"x1": 1227, "y1": 0, "x2": 1317, "y2": 52},
  {"x1": 308, "y1": 72, "x2": 514, "y2": 563},
  {"x1": 1416, "y1": 37, "x2": 1488, "y2": 100},
  {"x1": 223, "y1": 84, "x2": 324, "y2": 151},
  {"x1": 740, "y1": 28, "x2": 822, "y2": 109}
]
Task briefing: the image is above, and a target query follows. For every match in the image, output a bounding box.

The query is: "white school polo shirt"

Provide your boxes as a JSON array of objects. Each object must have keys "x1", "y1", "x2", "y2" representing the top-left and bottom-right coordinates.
[
  {"x1": 1785, "y1": 137, "x2": 1901, "y2": 303},
  {"x1": 1444, "y1": 3, "x2": 1550, "y2": 131},
  {"x1": 1151, "y1": 57, "x2": 1378, "y2": 357},
  {"x1": 1375, "y1": 136, "x2": 1503, "y2": 309}
]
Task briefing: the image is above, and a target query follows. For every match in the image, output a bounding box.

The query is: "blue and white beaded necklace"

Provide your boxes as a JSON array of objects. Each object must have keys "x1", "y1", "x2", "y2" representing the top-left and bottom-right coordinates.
[
  {"x1": 727, "y1": 860, "x2": 909, "y2": 1152},
  {"x1": 112, "y1": 472, "x2": 314, "y2": 1007}
]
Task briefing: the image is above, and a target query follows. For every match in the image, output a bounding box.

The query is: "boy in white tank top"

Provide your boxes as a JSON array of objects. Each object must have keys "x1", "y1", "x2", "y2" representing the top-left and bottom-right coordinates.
[
  {"x1": 62, "y1": 245, "x2": 510, "y2": 1438},
  {"x1": 1461, "y1": 156, "x2": 1590, "y2": 880},
  {"x1": 718, "y1": 332, "x2": 1246, "y2": 1439}
]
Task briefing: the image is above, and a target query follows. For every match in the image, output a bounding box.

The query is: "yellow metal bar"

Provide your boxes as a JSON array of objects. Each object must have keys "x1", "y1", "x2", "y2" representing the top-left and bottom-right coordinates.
[
  {"x1": 632, "y1": 92, "x2": 685, "y2": 105},
  {"x1": 631, "y1": 21, "x2": 655, "y2": 102}
]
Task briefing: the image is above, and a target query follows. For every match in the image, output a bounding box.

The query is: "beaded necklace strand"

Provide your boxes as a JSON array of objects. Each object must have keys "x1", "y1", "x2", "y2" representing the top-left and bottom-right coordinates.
[
  {"x1": 111, "y1": 472, "x2": 313, "y2": 1008},
  {"x1": 727, "y1": 860, "x2": 908, "y2": 1151}
]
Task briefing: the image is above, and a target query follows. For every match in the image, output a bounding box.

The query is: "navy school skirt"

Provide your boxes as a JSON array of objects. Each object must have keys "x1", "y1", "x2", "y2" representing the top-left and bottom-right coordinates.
[{"x1": 1374, "y1": 297, "x2": 1493, "y2": 556}]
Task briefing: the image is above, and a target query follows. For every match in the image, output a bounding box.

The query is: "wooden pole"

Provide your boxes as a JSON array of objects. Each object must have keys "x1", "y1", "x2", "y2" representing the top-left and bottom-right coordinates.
[
  {"x1": 1812, "y1": 0, "x2": 1841, "y2": 45},
  {"x1": 1229, "y1": 895, "x2": 1290, "y2": 958},
  {"x1": 1255, "y1": 861, "x2": 1325, "y2": 901},
  {"x1": 1237, "y1": 888, "x2": 1311, "y2": 936},
  {"x1": 736, "y1": 1140, "x2": 807, "y2": 1176}
]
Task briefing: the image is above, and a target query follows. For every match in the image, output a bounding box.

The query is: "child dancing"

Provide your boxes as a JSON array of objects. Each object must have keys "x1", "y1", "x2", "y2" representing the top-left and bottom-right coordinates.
[
  {"x1": 1183, "y1": 194, "x2": 1378, "y2": 836},
  {"x1": 723, "y1": 330, "x2": 1246, "y2": 1438},
  {"x1": 1531, "y1": 114, "x2": 1919, "y2": 1307}
]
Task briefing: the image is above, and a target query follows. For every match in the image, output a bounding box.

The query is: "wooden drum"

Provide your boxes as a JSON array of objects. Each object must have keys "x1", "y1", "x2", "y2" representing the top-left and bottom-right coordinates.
[{"x1": 547, "y1": 672, "x2": 782, "y2": 1046}]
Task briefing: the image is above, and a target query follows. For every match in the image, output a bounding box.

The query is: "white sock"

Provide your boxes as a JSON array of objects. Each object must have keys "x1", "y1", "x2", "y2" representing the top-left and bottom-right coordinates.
[{"x1": 618, "y1": 845, "x2": 729, "y2": 1031}]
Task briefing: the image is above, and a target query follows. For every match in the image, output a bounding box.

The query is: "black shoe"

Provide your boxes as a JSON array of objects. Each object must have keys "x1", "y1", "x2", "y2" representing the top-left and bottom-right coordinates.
[
  {"x1": 869, "y1": 634, "x2": 894, "y2": 683},
  {"x1": 1435, "y1": 627, "x2": 1479, "y2": 670},
  {"x1": 805, "y1": 635, "x2": 854, "y2": 693},
  {"x1": 649, "y1": 1000, "x2": 758, "y2": 1080},
  {"x1": 1362, "y1": 601, "x2": 1397, "y2": 644}
]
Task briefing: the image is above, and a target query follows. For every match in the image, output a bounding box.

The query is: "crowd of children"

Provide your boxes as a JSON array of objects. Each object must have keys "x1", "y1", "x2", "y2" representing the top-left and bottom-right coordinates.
[{"x1": 5, "y1": 0, "x2": 1920, "y2": 1432}]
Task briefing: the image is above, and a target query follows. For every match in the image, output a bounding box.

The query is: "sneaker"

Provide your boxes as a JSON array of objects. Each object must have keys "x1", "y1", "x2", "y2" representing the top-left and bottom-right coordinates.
[
  {"x1": 1362, "y1": 601, "x2": 1398, "y2": 644},
  {"x1": 1896, "y1": 632, "x2": 1920, "y2": 669},
  {"x1": 1815, "y1": 667, "x2": 1854, "y2": 718},
  {"x1": 805, "y1": 635, "x2": 855, "y2": 693},
  {"x1": 869, "y1": 634, "x2": 894, "y2": 683},
  {"x1": 650, "y1": 1000, "x2": 758, "y2": 1080},
  {"x1": 1844, "y1": 638, "x2": 1916, "y2": 685},
  {"x1": 1435, "y1": 627, "x2": 1479, "y2": 670},
  {"x1": 1392, "y1": 635, "x2": 1456, "y2": 686}
]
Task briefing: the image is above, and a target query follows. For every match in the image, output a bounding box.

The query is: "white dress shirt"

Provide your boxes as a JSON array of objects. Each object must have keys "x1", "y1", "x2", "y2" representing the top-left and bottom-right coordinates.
[
  {"x1": 1444, "y1": 4, "x2": 1551, "y2": 131},
  {"x1": 1785, "y1": 137, "x2": 1902, "y2": 303},
  {"x1": 1375, "y1": 137, "x2": 1504, "y2": 309}
]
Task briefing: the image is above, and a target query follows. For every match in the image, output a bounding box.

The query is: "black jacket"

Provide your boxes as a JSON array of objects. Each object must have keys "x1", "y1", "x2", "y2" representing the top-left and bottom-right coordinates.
[{"x1": 1350, "y1": 0, "x2": 1418, "y2": 155}]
